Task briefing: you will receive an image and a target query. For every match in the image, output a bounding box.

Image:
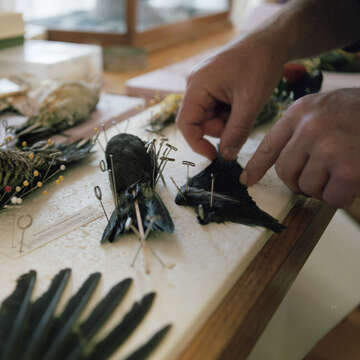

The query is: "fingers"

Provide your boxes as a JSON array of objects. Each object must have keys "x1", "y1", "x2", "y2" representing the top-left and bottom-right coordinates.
[
  {"x1": 298, "y1": 158, "x2": 329, "y2": 199},
  {"x1": 240, "y1": 115, "x2": 294, "y2": 186},
  {"x1": 219, "y1": 95, "x2": 254, "y2": 160},
  {"x1": 176, "y1": 88, "x2": 218, "y2": 160},
  {"x1": 275, "y1": 137, "x2": 309, "y2": 194},
  {"x1": 322, "y1": 164, "x2": 360, "y2": 208},
  {"x1": 203, "y1": 117, "x2": 226, "y2": 138}
]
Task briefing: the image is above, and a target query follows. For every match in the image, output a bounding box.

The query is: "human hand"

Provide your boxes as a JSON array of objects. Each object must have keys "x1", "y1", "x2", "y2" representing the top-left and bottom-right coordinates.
[
  {"x1": 241, "y1": 88, "x2": 360, "y2": 208},
  {"x1": 176, "y1": 32, "x2": 287, "y2": 160}
]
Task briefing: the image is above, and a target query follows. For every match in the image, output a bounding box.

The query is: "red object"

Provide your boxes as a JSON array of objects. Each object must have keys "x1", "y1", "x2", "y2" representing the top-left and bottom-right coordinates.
[
  {"x1": 283, "y1": 63, "x2": 307, "y2": 83},
  {"x1": 4, "y1": 186, "x2": 12, "y2": 193}
]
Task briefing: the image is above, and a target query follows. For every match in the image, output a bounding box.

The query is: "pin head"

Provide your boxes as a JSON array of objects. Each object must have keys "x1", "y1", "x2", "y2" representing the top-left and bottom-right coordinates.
[
  {"x1": 99, "y1": 160, "x2": 107, "y2": 172},
  {"x1": 160, "y1": 156, "x2": 175, "y2": 162},
  {"x1": 17, "y1": 214, "x2": 33, "y2": 230},
  {"x1": 182, "y1": 160, "x2": 195, "y2": 167},
  {"x1": 94, "y1": 186, "x2": 102, "y2": 201},
  {"x1": 166, "y1": 143, "x2": 178, "y2": 151}
]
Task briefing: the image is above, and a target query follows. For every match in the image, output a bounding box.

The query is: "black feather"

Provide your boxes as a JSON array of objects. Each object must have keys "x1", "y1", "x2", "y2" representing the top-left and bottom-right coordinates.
[
  {"x1": 87, "y1": 292, "x2": 156, "y2": 360},
  {"x1": 175, "y1": 157, "x2": 285, "y2": 233},
  {"x1": 0, "y1": 270, "x2": 36, "y2": 360},
  {"x1": 65, "y1": 278, "x2": 132, "y2": 360},
  {"x1": 41, "y1": 272, "x2": 101, "y2": 360},
  {"x1": 123, "y1": 324, "x2": 172, "y2": 360},
  {"x1": 22, "y1": 268, "x2": 71, "y2": 360}
]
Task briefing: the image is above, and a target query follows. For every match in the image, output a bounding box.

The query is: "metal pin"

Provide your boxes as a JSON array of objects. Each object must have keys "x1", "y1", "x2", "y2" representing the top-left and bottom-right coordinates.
[
  {"x1": 170, "y1": 176, "x2": 186, "y2": 199},
  {"x1": 132, "y1": 190, "x2": 150, "y2": 274},
  {"x1": 182, "y1": 161, "x2": 195, "y2": 192},
  {"x1": 155, "y1": 156, "x2": 175, "y2": 186},
  {"x1": 112, "y1": 120, "x2": 122, "y2": 134},
  {"x1": 166, "y1": 143, "x2": 178, "y2": 152},
  {"x1": 101, "y1": 123, "x2": 108, "y2": 144},
  {"x1": 109, "y1": 154, "x2": 119, "y2": 207},
  {"x1": 131, "y1": 217, "x2": 174, "y2": 270},
  {"x1": 125, "y1": 217, "x2": 132, "y2": 231},
  {"x1": 76, "y1": 138, "x2": 87, "y2": 149},
  {"x1": 99, "y1": 159, "x2": 107, "y2": 172},
  {"x1": 198, "y1": 204, "x2": 205, "y2": 222},
  {"x1": 94, "y1": 186, "x2": 109, "y2": 222},
  {"x1": 156, "y1": 138, "x2": 168, "y2": 158},
  {"x1": 124, "y1": 118, "x2": 130, "y2": 133},
  {"x1": 11, "y1": 215, "x2": 16, "y2": 248},
  {"x1": 16, "y1": 123, "x2": 41, "y2": 137},
  {"x1": 158, "y1": 147, "x2": 171, "y2": 170},
  {"x1": 43, "y1": 153, "x2": 57, "y2": 181},
  {"x1": 165, "y1": 143, "x2": 178, "y2": 159},
  {"x1": 42, "y1": 164, "x2": 66, "y2": 185},
  {"x1": 146, "y1": 138, "x2": 156, "y2": 154},
  {"x1": 97, "y1": 138, "x2": 105, "y2": 153},
  {"x1": 210, "y1": 173, "x2": 215, "y2": 208},
  {"x1": 93, "y1": 130, "x2": 105, "y2": 153},
  {"x1": 17, "y1": 214, "x2": 33, "y2": 253},
  {"x1": 133, "y1": 191, "x2": 145, "y2": 238}
]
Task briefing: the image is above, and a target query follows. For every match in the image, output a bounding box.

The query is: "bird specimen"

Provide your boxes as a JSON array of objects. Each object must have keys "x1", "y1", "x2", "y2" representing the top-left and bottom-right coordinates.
[
  {"x1": 175, "y1": 157, "x2": 285, "y2": 233},
  {"x1": 6, "y1": 80, "x2": 101, "y2": 145},
  {"x1": 0, "y1": 138, "x2": 94, "y2": 210},
  {"x1": 101, "y1": 133, "x2": 175, "y2": 244}
]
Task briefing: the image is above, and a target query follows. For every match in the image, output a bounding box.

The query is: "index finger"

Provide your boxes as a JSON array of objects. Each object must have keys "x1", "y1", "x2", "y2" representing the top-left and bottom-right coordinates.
[
  {"x1": 176, "y1": 88, "x2": 218, "y2": 160},
  {"x1": 241, "y1": 115, "x2": 294, "y2": 186}
]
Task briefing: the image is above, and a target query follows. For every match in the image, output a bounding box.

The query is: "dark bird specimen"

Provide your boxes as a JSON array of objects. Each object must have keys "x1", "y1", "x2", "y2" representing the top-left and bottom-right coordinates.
[
  {"x1": 0, "y1": 138, "x2": 94, "y2": 210},
  {"x1": 0, "y1": 268, "x2": 171, "y2": 360},
  {"x1": 175, "y1": 157, "x2": 285, "y2": 233},
  {"x1": 101, "y1": 133, "x2": 174, "y2": 243}
]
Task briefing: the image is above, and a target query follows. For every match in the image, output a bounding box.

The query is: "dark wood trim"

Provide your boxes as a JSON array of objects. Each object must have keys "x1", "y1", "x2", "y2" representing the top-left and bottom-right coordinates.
[
  {"x1": 126, "y1": 0, "x2": 137, "y2": 44},
  {"x1": 135, "y1": 12, "x2": 232, "y2": 51},
  {"x1": 178, "y1": 198, "x2": 336, "y2": 360},
  {"x1": 47, "y1": 30, "x2": 129, "y2": 47},
  {"x1": 47, "y1": 10, "x2": 232, "y2": 51}
]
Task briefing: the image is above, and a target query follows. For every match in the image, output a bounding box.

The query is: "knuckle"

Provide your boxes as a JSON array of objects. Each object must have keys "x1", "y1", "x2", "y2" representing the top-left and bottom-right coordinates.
[
  {"x1": 258, "y1": 133, "x2": 274, "y2": 155},
  {"x1": 229, "y1": 122, "x2": 251, "y2": 137},
  {"x1": 275, "y1": 161, "x2": 300, "y2": 193},
  {"x1": 298, "y1": 115, "x2": 320, "y2": 139},
  {"x1": 275, "y1": 161, "x2": 288, "y2": 184},
  {"x1": 333, "y1": 164, "x2": 359, "y2": 188},
  {"x1": 298, "y1": 179, "x2": 312, "y2": 196},
  {"x1": 298, "y1": 180, "x2": 321, "y2": 199},
  {"x1": 287, "y1": 95, "x2": 310, "y2": 114},
  {"x1": 314, "y1": 137, "x2": 337, "y2": 160}
]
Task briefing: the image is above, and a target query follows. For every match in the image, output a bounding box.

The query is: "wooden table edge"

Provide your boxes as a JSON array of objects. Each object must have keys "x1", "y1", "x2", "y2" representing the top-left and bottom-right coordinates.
[{"x1": 178, "y1": 198, "x2": 336, "y2": 360}]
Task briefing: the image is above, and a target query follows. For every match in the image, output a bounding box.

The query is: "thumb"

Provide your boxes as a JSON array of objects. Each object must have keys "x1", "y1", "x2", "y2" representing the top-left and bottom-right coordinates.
[{"x1": 219, "y1": 95, "x2": 255, "y2": 160}]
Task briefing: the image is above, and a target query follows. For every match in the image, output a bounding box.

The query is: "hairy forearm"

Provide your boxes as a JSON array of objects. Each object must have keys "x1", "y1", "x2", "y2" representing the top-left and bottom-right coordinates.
[{"x1": 257, "y1": 0, "x2": 360, "y2": 62}]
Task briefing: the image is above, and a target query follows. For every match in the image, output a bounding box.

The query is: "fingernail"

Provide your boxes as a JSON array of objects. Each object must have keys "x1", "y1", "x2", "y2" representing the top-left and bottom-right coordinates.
[
  {"x1": 222, "y1": 147, "x2": 238, "y2": 160},
  {"x1": 239, "y1": 170, "x2": 248, "y2": 186}
]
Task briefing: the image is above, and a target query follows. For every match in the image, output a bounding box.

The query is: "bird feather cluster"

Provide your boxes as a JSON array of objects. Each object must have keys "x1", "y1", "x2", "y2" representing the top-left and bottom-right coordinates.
[
  {"x1": 0, "y1": 268, "x2": 171, "y2": 360},
  {"x1": 13, "y1": 80, "x2": 100, "y2": 145},
  {"x1": 145, "y1": 93, "x2": 182, "y2": 134},
  {"x1": 0, "y1": 138, "x2": 94, "y2": 210}
]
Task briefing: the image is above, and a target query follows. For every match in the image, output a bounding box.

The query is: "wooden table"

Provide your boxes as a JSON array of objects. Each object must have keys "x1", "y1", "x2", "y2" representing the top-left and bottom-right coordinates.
[{"x1": 102, "y1": 29, "x2": 354, "y2": 359}]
